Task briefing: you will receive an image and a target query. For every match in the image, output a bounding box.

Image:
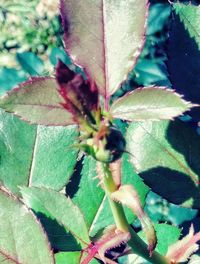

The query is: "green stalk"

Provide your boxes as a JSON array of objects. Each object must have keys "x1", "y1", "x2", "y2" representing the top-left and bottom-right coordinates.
[{"x1": 102, "y1": 163, "x2": 170, "y2": 264}]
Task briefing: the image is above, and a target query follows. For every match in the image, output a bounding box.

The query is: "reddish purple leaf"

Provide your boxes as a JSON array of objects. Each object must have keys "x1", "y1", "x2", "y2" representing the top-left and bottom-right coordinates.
[
  {"x1": 0, "y1": 77, "x2": 74, "y2": 126},
  {"x1": 56, "y1": 60, "x2": 98, "y2": 123},
  {"x1": 60, "y1": 0, "x2": 148, "y2": 98}
]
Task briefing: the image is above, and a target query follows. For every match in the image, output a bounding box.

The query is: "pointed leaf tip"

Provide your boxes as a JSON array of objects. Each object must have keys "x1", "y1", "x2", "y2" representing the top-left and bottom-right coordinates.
[
  {"x1": 0, "y1": 189, "x2": 55, "y2": 264},
  {"x1": 60, "y1": 0, "x2": 148, "y2": 97},
  {"x1": 110, "y1": 87, "x2": 195, "y2": 121}
]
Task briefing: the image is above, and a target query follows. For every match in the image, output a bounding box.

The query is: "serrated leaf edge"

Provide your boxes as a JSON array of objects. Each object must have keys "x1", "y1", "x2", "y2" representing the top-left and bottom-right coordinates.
[
  {"x1": 60, "y1": 0, "x2": 149, "y2": 98},
  {"x1": 20, "y1": 186, "x2": 91, "y2": 247},
  {"x1": 0, "y1": 76, "x2": 75, "y2": 126},
  {"x1": 110, "y1": 86, "x2": 197, "y2": 121},
  {"x1": 0, "y1": 188, "x2": 55, "y2": 264}
]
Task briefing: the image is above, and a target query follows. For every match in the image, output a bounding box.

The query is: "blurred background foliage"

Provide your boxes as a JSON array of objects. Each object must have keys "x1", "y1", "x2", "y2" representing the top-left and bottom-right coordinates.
[{"x1": 0, "y1": 0, "x2": 200, "y2": 244}]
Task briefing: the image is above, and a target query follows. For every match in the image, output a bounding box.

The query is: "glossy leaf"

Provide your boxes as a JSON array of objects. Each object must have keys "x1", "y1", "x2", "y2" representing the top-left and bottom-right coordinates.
[
  {"x1": 55, "y1": 252, "x2": 81, "y2": 264},
  {"x1": 121, "y1": 224, "x2": 180, "y2": 264},
  {"x1": 147, "y1": 3, "x2": 171, "y2": 35},
  {"x1": 0, "y1": 189, "x2": 54, "y2": 264},
  {"x1": 134, "y1": 59, "x2": 169, "y2": 86},
  {"x1": 110, "y1": 87, "x2": 193, "y2": 121},
  {"x1": 126, "y1": 120, "x2": 200, "y2": 208},
  {"x1": 67, "y1": 155, "x2": 149, "y2": 237},
  {"x1": 0, "y1": 77, "x2": 74, "y2": 126},
  {"x1": 55, "y1": 252, "x2": 99, "y2": 264},
  {"x1": 167, "y1": 4, "x2": 200, "y2": 119},
  {"x1": 60, "y1": 0, "x2": 148, "y2": 97},
  {"x1": 173, "y1": 3, "x2": 200, "y2": 49},
  {"x1": 67, "y1": 156, "x2": 105, "y2": 229},
  {"x1": 49, "y1": 47, "x2": 72, "y2": 66},
  {"x1": 0, "y1": 110, "x2": 78, "y2": 196},
  {"x1": 139, "y1": 224, "x2": 181, "y2": 255},
  {"x1": 21, "y1": 187, "x2": 90, "y2": 250}
]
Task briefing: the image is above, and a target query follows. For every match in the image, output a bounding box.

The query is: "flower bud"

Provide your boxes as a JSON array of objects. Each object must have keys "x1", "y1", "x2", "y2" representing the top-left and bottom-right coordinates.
[{"x1": 81, "y1": 126, "x2": 126, "y2": 163}]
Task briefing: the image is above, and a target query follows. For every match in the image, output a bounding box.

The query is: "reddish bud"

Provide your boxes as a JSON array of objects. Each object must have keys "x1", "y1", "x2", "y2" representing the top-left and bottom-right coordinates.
[{"x1": 56, "y1": 60, "x2": 98, "y2": 123}]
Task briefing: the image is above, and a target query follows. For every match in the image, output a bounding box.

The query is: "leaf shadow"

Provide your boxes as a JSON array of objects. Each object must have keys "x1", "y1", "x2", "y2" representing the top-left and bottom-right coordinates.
[
  {"x1": 35, "y1": 211, "x2": 81, "y2": 251},
  {"x1": 167, "y1": 120, "x2": 200, "y2": 178},
  {"x1": 167, "y1": 11, "x2": 200, "y2": 120},
  {"x1": 140, "y1": 120, "x2": 200, "y2": 208},
  {"x1": 65, "y1": 156, "x2": 84, "y2": 198},
  {"x1": 140, "y1": 167, "x2": 200, "y2": 208}
]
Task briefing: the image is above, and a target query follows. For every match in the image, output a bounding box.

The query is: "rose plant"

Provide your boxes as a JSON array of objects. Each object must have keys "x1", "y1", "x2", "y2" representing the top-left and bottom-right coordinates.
[{"x1": 0, "y1": 1, "x2": 200, "y2": 264}]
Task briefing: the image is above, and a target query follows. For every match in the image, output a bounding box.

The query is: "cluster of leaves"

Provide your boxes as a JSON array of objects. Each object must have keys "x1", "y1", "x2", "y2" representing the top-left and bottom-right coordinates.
[{"x1": 0, "y1": 0, "x2": 200, "y2": 264}]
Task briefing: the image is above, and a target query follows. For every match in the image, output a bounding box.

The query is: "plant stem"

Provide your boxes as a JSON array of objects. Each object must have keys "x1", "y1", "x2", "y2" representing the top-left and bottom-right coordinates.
[{"x1": 102, "y1": 163, "x2": 170, "y2": 264}]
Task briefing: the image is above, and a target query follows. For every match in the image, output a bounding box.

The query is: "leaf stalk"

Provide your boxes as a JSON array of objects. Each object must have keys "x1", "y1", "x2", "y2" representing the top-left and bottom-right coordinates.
[{"x1": 102, "y1": 163, "x2": 171, "y2": 264}]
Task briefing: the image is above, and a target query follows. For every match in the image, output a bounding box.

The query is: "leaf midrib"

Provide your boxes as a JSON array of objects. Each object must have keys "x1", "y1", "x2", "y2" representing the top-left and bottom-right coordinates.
[
  {"x1": 88, "y1": 194, "x2": 106, "y2": 235},
  {"x1": 177, "y1": 6, "x2": 200, "y2": 43},
  {"x1": 0, "y1": 248, "x2": 21, "y2": 264},
  {"x1": 102, "y1": 0, "x2": 108, "y2": 98},
  {"x1": 28, "y1": 126, "x2": 38, "y2": 187},
  {"x1": 39, "y1": 201, "x2": 89, "y2": 246},
  {"x1": 113, "y1": 106, "x2": 187, "y2": 114},
  {"x1": 138, "y1": 123, "x2": 199, "y2": 184},
  {"x1": 12, "y1": 103, "x2": 63, "y2": 109}
]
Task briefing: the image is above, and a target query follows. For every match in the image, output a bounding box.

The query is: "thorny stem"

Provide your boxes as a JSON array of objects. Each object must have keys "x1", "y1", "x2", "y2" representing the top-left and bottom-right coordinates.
[{"x1": 102, "y1": 163, "x2": 171, "y2": 264}]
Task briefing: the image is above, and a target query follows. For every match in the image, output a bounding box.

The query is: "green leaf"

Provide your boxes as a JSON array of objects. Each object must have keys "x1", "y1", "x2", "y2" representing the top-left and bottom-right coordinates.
[
  {"x1": 67, "y1": 155, "x2": 149, "y2": 237},
  {"x1": 167, "y1": 3, "x2": 200, "y2": 119},
  {"x1": 174, "y1": 3, "x2": 200, "y2": 49},
  {"x1": 49, "y1": 47, "x2": 72, "y2": 66},
  {"x1": 67, "y1": 156, "x2": 105, "y2": 229},
  {"x1": 134, "y1": 59, "x2": 169, "y2": 86},
  {"x1": 126, "y1": 120, "x2": 200, "y2": 208},
  {"x1": 16, "y1": 52, "x2": 44, "y2": 76},
  {"x1": 0, "y1": 110, "x2": 78, "y2": 196},
  {"x1": 119, "y1": 254, "x2": 150, "y2": 264},
  {"x1": 147, "y1": 4, "x2": 171, "y2": 35},
  {"x1": 110, "y1": 87, "x2": 193, "y2": 121},
  {"x1": 60, "y1": 0, "x2": 148, "y2": 97},
  {"x1": 55, "y1": 252, "x2": 81, "y2": 264},
  {"x1": 21, "y1": 187, "x2": 90, "y2": 250},
  {"x1": 0, "y1": 67, "x2": 27, "y2": 94},
  {"x1": 168, "y1": 204, "x2": 197, "y2": 226},
  {"x1": 55, "y1": 252, "x2": 99, "y2": 264},
  {"x1": 139, "y1": 224, "x2": 181, "y2": 255},
  {"x1": 0, "y1": 189, "x2": 54, "y2": 264},
  {"x1": 119, "y1": 224, "x2": 180, "y2": 264},
  {"x1": 0, "y1": 77, "x2": 74, "y2": 126},
  {"x1": 145, "y1": 192, "x2": 197, "y2": 225}
]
